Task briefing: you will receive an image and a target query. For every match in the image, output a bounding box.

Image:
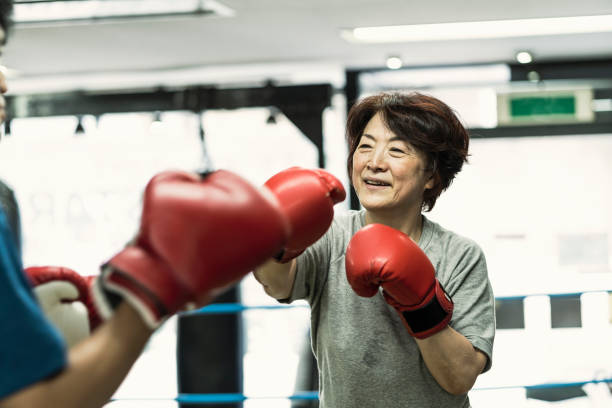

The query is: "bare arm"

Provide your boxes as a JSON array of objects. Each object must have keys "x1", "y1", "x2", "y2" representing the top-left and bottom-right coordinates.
[
  {"x1": 254, "y1": 167, "x2": 345, "y2": 300},
  {"x1": 253, "y1": 258, "x2": 297, "y2": 300},
  {"x1": 0, "y1": 302, "x2": 153, "y2": 408},
  {"x1": 415, "y1": 326, "x2": 487, "y2": 395}
]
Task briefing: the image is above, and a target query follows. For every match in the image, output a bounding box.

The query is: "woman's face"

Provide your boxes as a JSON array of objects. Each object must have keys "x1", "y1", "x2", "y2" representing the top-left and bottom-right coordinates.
[{"x1": 351, "y1": 112, "x2": 433, "y2": 214}]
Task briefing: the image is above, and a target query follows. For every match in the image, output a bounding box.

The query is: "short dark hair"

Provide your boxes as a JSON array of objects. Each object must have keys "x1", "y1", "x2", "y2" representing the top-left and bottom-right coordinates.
[
  {"x1": 346, "y1": 92, "x2": 469, "y2": 212},
  {"x1": 0, "y1": 0, "x2": 14, "y2": 45}
]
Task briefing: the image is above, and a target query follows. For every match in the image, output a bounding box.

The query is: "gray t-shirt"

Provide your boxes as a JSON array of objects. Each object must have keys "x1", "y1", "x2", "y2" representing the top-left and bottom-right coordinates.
[{"x1": 288, "y1": 209, "x2": 495, "y2": 408}]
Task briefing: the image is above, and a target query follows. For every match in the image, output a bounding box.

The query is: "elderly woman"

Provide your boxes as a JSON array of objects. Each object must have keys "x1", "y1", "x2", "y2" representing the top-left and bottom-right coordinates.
[{"x1": 255, "y1": 92, "x2": 495, "y2": 408}]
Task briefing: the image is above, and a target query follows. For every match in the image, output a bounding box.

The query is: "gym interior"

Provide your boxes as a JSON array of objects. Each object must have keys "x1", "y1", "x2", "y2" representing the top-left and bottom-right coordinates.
[{"x1": 1, "y1": 1, "x2": 612, "y2": 407}]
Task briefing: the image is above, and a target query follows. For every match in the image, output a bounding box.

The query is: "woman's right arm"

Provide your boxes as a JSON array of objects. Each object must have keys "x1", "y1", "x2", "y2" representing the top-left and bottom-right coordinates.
[
  {"x1": 255, "y1": 167, "x2": 345, "y2": 300},
  {"x1": 253, "y1": 259, "x2": 297, "y2": 300}
]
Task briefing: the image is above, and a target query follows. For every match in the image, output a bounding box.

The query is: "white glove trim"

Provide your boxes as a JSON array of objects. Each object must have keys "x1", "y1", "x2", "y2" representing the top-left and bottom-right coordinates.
[{"x1": 91, "y1": 270, "x2": 165, "y2": 330}]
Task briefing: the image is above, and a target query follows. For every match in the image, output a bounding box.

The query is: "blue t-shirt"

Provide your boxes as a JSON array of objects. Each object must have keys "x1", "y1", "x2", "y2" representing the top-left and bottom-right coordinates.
[{"x1": 0, "y1": 209, "x2": 67, "y2": 399}]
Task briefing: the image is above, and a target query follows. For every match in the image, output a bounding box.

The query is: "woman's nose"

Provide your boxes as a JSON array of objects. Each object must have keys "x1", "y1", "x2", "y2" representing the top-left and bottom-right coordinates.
[{"x1": 366, "y1": 149, "x2": 387, "y2": 171}]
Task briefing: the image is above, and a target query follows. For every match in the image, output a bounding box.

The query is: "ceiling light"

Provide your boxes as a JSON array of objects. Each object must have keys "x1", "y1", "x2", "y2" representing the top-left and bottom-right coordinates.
[
  {"x1": 386, "y1": 56, "x2": 403, "y2": 70},
  {"x1": 515, "y1": 51, "x2": 533, "y2": 64},
  {"x1": 341, "y1": 14, "x2": 612, "y2": 43},
  {"x1": 13, "y1": 0, "x2": 234, "y2": 25}
]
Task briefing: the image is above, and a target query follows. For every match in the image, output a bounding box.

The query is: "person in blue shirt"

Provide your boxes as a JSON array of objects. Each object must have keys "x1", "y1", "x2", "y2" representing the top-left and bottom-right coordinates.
[
  {"x1": 0, "y1": 5, "x2": 158, "y2": 406},
  {"x1": 0, "y1": 3, "x2": 313, "y2": 407},
  {"x1": 0, "y1": 208, "x2": 156, "y2": 408}
]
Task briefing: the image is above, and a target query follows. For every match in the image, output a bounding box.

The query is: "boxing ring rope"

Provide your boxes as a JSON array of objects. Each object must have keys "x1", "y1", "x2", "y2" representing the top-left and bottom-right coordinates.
[
  {"x1": 115, "y1": 289, "x2": 612, "y2": 404},
  {"x1": 186, "y1": 302, "x2": 310, "y2": 315},
  {"x1": 113, "y1": 391, "x2": 320, "y2": 403},
  {"x1": 112, "y1": 378, "x2": 612, "y2": 404},
  {"x1": 187, "y1": 289, "x2": 612, "y2": 315}
]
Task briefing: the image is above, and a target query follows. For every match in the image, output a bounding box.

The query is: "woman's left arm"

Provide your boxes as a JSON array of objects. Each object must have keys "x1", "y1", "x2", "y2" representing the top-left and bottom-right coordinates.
[
  {"x1": 345, "y1": 224, "x2": 494, "y2": 395},
  {"x1": 415, "y1": 326, "x2": 487, "y2": 395}
]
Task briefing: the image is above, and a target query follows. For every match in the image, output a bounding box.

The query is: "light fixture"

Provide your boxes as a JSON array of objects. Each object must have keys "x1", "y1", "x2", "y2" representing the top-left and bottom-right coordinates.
[
  {"x1": 266, "y1": 109, "x2": 277, "y2": 125},
  {"x1": 515, "y1": 51, "x2": 533, "y2": 64},
  {"x1": 527, "y1": 71, "x2": 541, "y2": 83},
  {"x1": 75, "y1": 116, "x2": 85, "y2": 135},
  {"x1": 386, "y1": 56, "x2": 403, "y2": 70},
  {"x1": 13, "y1": 0, "x2": 235, "y2": 25},
  {"x1": 150, "y1": 111, "x2": 164, "y2": 132},
  {"x1": 3, "y1": 119, "x2": 11, "y2": 137},
  {"x1": 341, "y1": 14, "x2": 612, "y2": 43}
]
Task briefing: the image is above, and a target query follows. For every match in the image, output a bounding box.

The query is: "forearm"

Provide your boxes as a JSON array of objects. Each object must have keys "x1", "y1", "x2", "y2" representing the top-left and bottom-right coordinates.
[
  {"x1": 415, "y1": 326, "x2": 487, "y2": 395},
  {"x1": 1, "y1": 302, "x2": 152, "y2": 408},
  {"x1": 253, "y1": 258, "x2": 296, "y2": 299}
]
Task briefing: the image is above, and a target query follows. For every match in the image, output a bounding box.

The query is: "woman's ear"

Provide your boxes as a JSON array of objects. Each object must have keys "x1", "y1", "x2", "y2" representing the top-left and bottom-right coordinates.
[
  {"x1": 425, "y1": 173, "x2": 436, "y2": 190},
  {"x1": 424, "y1": 160, "x2": 437, "y2": 190}
]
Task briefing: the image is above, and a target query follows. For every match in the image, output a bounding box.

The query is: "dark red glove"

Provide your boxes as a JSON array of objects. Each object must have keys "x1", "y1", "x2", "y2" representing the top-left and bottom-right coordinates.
[
  {"x1": 93, "y1": 170, "x2": 290, "y2": 328},
  {"x1": 264, "y1": 167, "x2": 346, "y2": 262},
  {"x1": 345, "y1": 223, "x2": 453, "y2": 339}
]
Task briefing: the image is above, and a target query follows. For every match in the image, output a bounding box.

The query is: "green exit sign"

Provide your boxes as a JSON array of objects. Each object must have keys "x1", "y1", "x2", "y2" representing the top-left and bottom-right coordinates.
[
  {"x1": 498, "y1": 88, "x2": 594, "y2": 126},
  {"x1": 511, "y1": 96, "x2": 575, "y2": 117}
]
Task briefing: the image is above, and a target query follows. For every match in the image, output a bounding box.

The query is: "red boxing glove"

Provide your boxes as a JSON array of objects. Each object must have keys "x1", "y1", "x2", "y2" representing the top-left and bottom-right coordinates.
[
  {"x1": 264, "y1": 167, "x2": 346, "y2": 262},
  {"x1": 93, "y1": 170, "x2": 290, "y2": 328},
  {"x1": 345, "y1": 223, "x2": 453, "y2": 339},
  {"x1": 25, "y1": 266, "x2": 101, "y2": 347}
]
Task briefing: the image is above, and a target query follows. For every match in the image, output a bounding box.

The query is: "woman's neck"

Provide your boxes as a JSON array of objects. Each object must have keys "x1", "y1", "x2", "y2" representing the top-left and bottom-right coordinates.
[{"x1": 364, "y1": 208, "x2": 423, "y2": 243}]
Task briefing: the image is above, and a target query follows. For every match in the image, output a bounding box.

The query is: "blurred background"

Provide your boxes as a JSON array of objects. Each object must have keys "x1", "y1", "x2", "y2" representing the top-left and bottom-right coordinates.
[{"x1": 1, "y1": 0, "x2": 612, "y2": 407}]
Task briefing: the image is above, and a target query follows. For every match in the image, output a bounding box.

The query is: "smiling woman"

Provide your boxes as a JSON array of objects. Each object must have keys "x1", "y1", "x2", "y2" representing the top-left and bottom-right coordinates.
[
  {"x1": 254, "y1": 91, "x2": 495, "y2": 408},
  {"x1": 346, "y1": 92, "x2": 470, "y2": 215},
  {"x1": 350, "y1": 111, "x2": 434, "y2": 218}
]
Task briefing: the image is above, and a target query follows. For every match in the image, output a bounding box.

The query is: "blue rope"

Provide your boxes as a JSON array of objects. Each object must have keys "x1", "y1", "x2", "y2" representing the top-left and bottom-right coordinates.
[
  {"x1": 177, "y1": 393, "x2": 247, "y2": 403},
  {"x1": 113, "y1": 379, "x2": 612, "y2": 403},
  {"x1": 188, "y1": 303, "x2": 309, "y2": 315},
  {"x1": 175, "y1": 391, "x2": 318, "y2": 403},
  {"x1": 473, "y1": 377, "x2": 612, "y2": 391},
  {"x1": 287, "y1": 391, "x2": 320, "y2": 400},
  {"x1": 525, "y1": 378, "x2": 612, "y2": 390},
  {"x1": 188, "y1": 289, "x2": 612, "y2": 315},
  {"x1": 170, "y1": 293, "x2": 612, "y2": 403}
]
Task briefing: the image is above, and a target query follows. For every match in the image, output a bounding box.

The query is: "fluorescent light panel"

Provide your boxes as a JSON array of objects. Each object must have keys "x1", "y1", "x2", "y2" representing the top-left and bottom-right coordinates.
[
  {"x1": 342, "y1": 14, "x2": 612, "y2": 43},
  {"x1": 13, "y1": 0, "x2": 234, "y2": 24}
]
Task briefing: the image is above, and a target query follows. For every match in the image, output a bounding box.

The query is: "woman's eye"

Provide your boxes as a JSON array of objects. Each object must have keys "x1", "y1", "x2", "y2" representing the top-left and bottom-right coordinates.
[
  {"x1": 390, "y1": 148, "x2": 405, "y2": 154},
  {"x1": 358, "y1": 144, "x2": 371, "y2": 149}
]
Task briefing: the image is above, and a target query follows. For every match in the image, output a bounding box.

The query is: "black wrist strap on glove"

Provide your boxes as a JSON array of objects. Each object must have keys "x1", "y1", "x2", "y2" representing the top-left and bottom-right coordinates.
[
  {"x1": 384, "y1": 281, "x2": 454, "y2": 339},
  {"x1": 401, "y1": 294, "x2": 450, "y2": 333}
]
